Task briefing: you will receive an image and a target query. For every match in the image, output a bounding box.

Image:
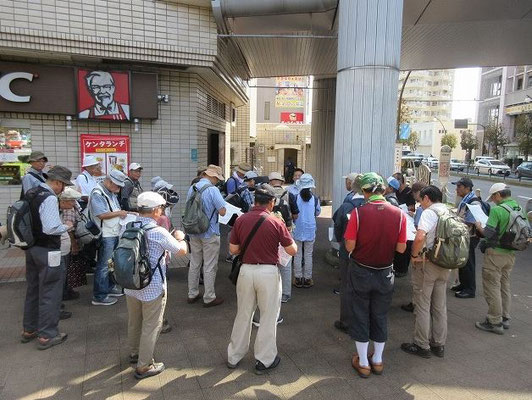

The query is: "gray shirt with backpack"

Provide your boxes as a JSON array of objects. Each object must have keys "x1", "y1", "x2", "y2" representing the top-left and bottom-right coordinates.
[{"x1": 185, "y1": 178, "x2": 225, "y2": 239}]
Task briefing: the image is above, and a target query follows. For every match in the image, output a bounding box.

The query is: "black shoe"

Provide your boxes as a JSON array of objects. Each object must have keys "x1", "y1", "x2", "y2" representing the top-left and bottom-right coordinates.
[
  {"x1": 334, "y1": 320, "x2": 348, "y2": 334},
  {"x1": 401, "y1": 302, "x2": 414, "y2": 313},
  {"x1": 303, "y1": 278, "x2": 314, "y2": 288},
  {"x1": 395, "y1": 271, "x2": 407, "y2": 278},
  {"x1": 332, "y1": 288, "x2": 340, "y2": 295},
  {"x1": 255, "y1": 355, "x2": 281, "y2": 375},
  {"x1": 401, "y1": 343, "x2": 431, "y2": 358},
  {"x1": 450, "y1": 284, "x2": 463, "y2": 292},
  {"x1": 161, "y1": 319, "x2": 172, "y2": 334},
  {"x1": 430, "y1": 345, "x2": 445, "y2": 358},
  {"x1": 60, "y1": 310, "x2": 72, "y2": 320},
  {"x1": 502, "y1": 317, "x2": 510, "y2": 330},
  {"x1": 475, "y1": 319, "x2": 504, "y2": 335},
  {"x1": 455, "y1": 291, "x2": 475, "y2": 299},
  {"x1": 63, "y1": 289, "x2": 80, "y2": 301}
]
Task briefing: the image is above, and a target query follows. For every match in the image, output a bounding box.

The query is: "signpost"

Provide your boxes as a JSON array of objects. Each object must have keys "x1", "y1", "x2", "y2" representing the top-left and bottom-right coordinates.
[{"x1": 439, "y1": 145, "x2": 452, "y2": 203}]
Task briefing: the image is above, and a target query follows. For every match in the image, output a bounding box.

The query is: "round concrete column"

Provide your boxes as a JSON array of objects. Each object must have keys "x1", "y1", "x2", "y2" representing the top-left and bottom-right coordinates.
[
  {"x1": 309, "y1": 78, "x2": 336, "y2": 202},
  {"x1": 333, "y1": 0, "x2": 403, "y2": 209}
]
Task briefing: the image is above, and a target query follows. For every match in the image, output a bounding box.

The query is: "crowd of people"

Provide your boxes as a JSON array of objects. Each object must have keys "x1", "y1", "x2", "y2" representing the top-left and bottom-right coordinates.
[{"x1": 11, "y1": 149, "x2": 529, "y2": 380}]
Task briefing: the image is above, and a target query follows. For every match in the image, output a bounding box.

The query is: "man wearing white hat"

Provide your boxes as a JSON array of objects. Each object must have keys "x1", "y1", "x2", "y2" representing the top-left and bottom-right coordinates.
[
  {"x1": 120, "y1": 163, "x2": 144, "y2": 211},
  {"x1": 474, "y1": 183, "x2": 527, "y2": 334},
  {"x1": 124, "y1": 191, "x2": 187, "y2": 380},
  {"x1": 90, "y1": 169, "x2": 133, "y2": 306},
  {"x1": 76, "y1": 155, "x2": 103, "y2": 204}
]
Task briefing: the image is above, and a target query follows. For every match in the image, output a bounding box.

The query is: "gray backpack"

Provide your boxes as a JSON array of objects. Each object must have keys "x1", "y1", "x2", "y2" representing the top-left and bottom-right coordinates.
[
  {"x1": 182, "y1": 183, "x2": 215, "y2": 234},
  {"x1": 499, "y1": 204, "x2": 530, "y2": 251},
  {"x1": 109, "y1": 221, "x2": 164, "y2": 290},
  {"x1": 426, "y1": 208, "x2": 470, "y2": 269}
]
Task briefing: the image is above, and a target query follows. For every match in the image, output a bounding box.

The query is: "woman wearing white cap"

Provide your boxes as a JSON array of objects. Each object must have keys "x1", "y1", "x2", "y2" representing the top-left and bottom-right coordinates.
[
  {"x1": 124, "y1": 191, "x2": 187, "y2": 380},
  {"x1": 292, "y1": 174, "x2": 321, "y2": 288}
]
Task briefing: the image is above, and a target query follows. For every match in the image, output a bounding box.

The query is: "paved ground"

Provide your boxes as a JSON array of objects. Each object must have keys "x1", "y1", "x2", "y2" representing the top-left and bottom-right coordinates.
[{"x1": 1, "y1": 210, "x2": 532, "y2": 400}]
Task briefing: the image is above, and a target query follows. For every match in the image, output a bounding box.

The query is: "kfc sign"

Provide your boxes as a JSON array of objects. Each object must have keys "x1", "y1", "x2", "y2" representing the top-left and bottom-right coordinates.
[
  {"x1": 0, "y1": 72, "x2": 33, "y2": 103},
  {"x1": 280, "y1": 112, "x2": 304, "y2": 124}
]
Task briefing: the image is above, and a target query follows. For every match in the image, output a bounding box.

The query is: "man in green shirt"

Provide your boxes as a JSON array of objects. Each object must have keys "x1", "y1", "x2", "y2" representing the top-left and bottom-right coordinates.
[{"x1": 474, "y1": 183, "x2": 524, "y2": 335}]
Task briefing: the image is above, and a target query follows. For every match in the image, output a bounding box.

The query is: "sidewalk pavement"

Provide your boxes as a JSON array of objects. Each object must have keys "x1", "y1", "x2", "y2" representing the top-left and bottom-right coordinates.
[{"x1": 1, "y1": 210, "x2": 531, "y2": 399}]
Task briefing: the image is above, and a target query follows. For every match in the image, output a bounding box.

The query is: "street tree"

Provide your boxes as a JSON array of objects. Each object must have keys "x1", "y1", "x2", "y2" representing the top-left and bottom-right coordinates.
[
  {"x1": 484, "y1": 122, "x2": 509, "y2": 158},
  {"x1": 515, "y1": 115, "x2": 532, "y2": 160},
  {"x1": 406, "y1": 131, "x2": 419, "y2": 151},
  {"x1": 441, "y1": 133, "x2": 458, "y2": 149},
  {"x1": 460, "y1": 129, "x2": 478, "y2": 161}
]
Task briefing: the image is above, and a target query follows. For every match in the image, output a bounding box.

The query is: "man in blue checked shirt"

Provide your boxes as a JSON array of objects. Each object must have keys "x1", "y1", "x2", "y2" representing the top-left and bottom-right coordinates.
[
  {"x1": 21, "y1": 166, "x2": 73, "y2": 350},
  {"x1": 124, "y1": 192, "x2": 187, "y2": 380},
  {"x1": 240, "y1": 171, "x2": 258, "y2": 212},
  {"x1": 186, "y1": 165, "x2": 227, "y2": 308},
  {"x1": 452, "y1": 177, "x2": 484, "y2": 299}
]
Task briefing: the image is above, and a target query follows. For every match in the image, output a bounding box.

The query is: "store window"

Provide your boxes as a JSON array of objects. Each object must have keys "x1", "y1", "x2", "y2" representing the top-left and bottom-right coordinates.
[
  {"x1": 516, "y1": 77, "x2": 523, "y2": 91},
  {"x1": 488, "y1": 106, "x2": 499, "y2": 124},
  {"x1": 0, "y1": 122, "x2": 32, "y2": 185},
  {"x1": 490, "y1": 76, "x2": 502, "y2": 97},
  {"x1": 527, "y1": 73, "x2": 532, "y2": 88},
  {"x1": 264, "y1": 101, "x2": 270, "y2": 120}
]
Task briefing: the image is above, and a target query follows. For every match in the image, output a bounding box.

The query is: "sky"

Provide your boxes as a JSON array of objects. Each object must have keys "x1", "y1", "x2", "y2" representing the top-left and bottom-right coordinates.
[{"x1": 452, "y1": 68, "x2": 481, "y2": 121}]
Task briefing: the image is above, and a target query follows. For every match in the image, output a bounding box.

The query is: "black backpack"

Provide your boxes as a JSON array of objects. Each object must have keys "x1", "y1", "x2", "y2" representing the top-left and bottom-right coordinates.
[
  {"x1": 225, "y1": 186, "x2": 249, "y2": 212},
  {"x1": 273, "y1": 191, "x2": 293, "y2": 228},
  {"x1": 19, "y1": 171, "x2": 46, "y2": 200}
]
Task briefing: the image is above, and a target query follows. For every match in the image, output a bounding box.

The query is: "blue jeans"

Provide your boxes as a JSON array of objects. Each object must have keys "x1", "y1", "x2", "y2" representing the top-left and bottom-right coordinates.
[{"x1": 93, "y1": 236, "x2": 118, "y2": 301}]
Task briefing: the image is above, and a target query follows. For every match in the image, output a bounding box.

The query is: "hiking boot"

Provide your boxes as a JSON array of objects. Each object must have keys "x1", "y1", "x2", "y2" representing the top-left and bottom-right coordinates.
[
  {"x1": 351, "y1": 355, "x2": 371, "y2": 378},
  {"x1": 401, "y1": 343, "x2": 431, "y2": 358},
  {"x1": 303, "y1": 278, "x2": 314, "y2": 288},
  {"x1": 255, "y1": 355, "x2": 281, "y2": 375},
  {"x1": 92, "y1": 296, "x2": 118, "y2": 306},
  {"x1": 401, "y1": 302, "x2": 414, "y2": 313},
  {"x1": 293, "y1": 277, "x2": 303, "y2": 288},
  {"x1": 475, "y1": 319, "x2": 504, "y2": 335},
  {"x1": 430, "y1": 345, "x2": 445, "y2": 358},
  {"x1": 502, "y1": 317, "x2": 510, "y2": 330},
  {"x1": 334, "y1": 320, "x2": 348, "y2": 334},
  {"x1": 135, "y1": 362, "x2": 165, "y2": 380},
  {"x1": 252, "y1": 316, "x2": 284, "y2": 328},
  {"x1": 203, "y1": 297, "x2": 224, "y2": 308},
  {"x1": 450, "y1": 284, "x2": 463, "y2": 292},
  {"x1": 37, "y1": 333, "x2": 68, "y2": 350},
  {"x1": 281, "y1": 294, "x2": 291, "y2": 303}
]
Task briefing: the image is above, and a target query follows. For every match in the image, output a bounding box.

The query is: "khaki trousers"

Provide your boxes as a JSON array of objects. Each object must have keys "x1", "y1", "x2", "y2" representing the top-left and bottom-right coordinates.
[
  {"x1": 413, "y1": 260, "x2": 450, "y2": 350},
  {"x1": 410, "y1": 260, "x2": 423, "y2": 306},
  {"x1": 227, "y1": 264, "x2": 281, "y2": 367},
  {"x1": 126, "y1": 292, "x2": 167, "y2": 368},
  {"x1": 188, "y1": 235, "x2": 220, "y2": 303},
  {"x1": 482, "y1": 248, "x2": 515, "y2": 324}
]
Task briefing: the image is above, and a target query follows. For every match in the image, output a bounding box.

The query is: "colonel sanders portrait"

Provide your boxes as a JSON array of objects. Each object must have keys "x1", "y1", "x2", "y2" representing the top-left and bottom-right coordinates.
[{"x1": 78, "y1": 70, "x2": 130, "y2": 120}]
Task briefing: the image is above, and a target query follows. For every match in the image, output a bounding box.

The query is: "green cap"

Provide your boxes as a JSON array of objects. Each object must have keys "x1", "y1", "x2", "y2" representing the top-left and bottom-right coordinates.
[{"x1": 357, "y1": 172, "x2": 385, "y2": 191}]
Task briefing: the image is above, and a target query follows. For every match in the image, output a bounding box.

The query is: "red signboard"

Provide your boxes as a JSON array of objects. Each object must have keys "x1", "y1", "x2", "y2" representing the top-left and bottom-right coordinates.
[
  {"x1": 80, "y1": 134, "x2": 130, "y2": 175},
  {"x1": 77, "y1": 69, "x2": 130, "y2": 121},
  {"x1": 280, "y1": 112, "x2": 304, "y2": 124}
]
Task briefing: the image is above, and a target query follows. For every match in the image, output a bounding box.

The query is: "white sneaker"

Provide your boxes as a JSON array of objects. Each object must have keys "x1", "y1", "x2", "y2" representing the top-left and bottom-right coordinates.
[{"x1": 108, "y1": 287, "x2": 124, "y2": 297}]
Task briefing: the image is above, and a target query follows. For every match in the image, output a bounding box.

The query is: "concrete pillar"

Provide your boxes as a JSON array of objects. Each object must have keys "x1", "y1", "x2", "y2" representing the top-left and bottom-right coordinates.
[
  {"x1": 333, "y1": 0, "x2": 403, "y2": 209},
  {"x1": 309, "y1": 78, "x2": 336, "y2": 202}
]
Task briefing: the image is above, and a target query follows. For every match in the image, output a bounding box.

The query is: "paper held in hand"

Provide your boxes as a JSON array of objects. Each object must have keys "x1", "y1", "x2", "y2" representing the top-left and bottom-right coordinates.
[
  {"x1": 219, "y1": 202, "x2": 243, "y2": 225},
  {"x1": 466, "y1": 203, "x2": 489, "y2": 228}
]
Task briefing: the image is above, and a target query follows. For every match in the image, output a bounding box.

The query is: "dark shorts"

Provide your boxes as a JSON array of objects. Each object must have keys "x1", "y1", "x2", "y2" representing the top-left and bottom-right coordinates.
[{"x1": 346, "y1": 261, "x2": 394, "y2": 343}]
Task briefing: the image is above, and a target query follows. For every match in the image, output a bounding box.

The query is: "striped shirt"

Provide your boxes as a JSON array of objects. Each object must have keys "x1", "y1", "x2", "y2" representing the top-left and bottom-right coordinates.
[{"x1": 124, "y1": 216, "x2": 186, "y2": 302}]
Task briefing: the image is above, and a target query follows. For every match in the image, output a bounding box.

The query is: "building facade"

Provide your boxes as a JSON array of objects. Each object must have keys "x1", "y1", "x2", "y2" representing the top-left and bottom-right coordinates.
[
  {"x1": 412, "y1": 121, "x2": 467, "y2": 161},
  {"x1": 477, "y1": 66, "x2": 532, "y2": 159},
  {"x1": 399, "y1": 69, "x2": 455, "y2": 124},
  {"x1": 0, "y1": 0, "x2": 247, "y2": 222}
]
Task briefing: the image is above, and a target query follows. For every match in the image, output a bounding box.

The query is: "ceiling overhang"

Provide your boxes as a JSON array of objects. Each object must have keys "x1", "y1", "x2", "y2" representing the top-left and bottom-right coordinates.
[{"x1": 213, "y1": 0, "x2": 532, "y2": 78}]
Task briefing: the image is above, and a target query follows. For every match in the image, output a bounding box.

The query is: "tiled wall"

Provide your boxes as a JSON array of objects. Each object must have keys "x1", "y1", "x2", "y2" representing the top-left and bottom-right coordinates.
[
  {"x1": 0, "y1": 69, "x2": 231, "y2": 227},
  {"x1": 231, "y1": 102, "x2": 251, "y2": 166},
  {"x1": 0, "y1": 0, "x2": 217, "y2": 66}
]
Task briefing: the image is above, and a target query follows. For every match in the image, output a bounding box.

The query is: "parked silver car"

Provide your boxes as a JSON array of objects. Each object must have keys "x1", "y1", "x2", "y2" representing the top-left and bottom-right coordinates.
[
  {"x1": 450, "y1": 158, "x2": 466, "y2": 171},
  {"x1": 474, "y1": 159, "x2": 511, "y2": 176}
]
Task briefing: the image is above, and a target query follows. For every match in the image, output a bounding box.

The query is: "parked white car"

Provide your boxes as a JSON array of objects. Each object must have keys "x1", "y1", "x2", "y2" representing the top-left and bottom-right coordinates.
[
  {"x1": 474, "y1": 159, "x2": 511, "y2": 176},
  {"x1": 450, "y1": 159, "x2": 466, "y2": 171},
  {"x1": 426, "y1": 157, "x2": 439, "y2": 169},
  {"x1": 474, "y1": 156, "x2": 495, "y2": 163}
]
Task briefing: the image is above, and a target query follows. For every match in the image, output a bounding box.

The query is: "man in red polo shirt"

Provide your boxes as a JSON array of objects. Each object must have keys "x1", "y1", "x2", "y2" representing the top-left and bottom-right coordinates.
[
  {"x1": 344, "y1": 173, "x2": 407, "y2": 378},
  {"x1": 227, "y1": 184, "x2": 297, "y2": 375}
]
